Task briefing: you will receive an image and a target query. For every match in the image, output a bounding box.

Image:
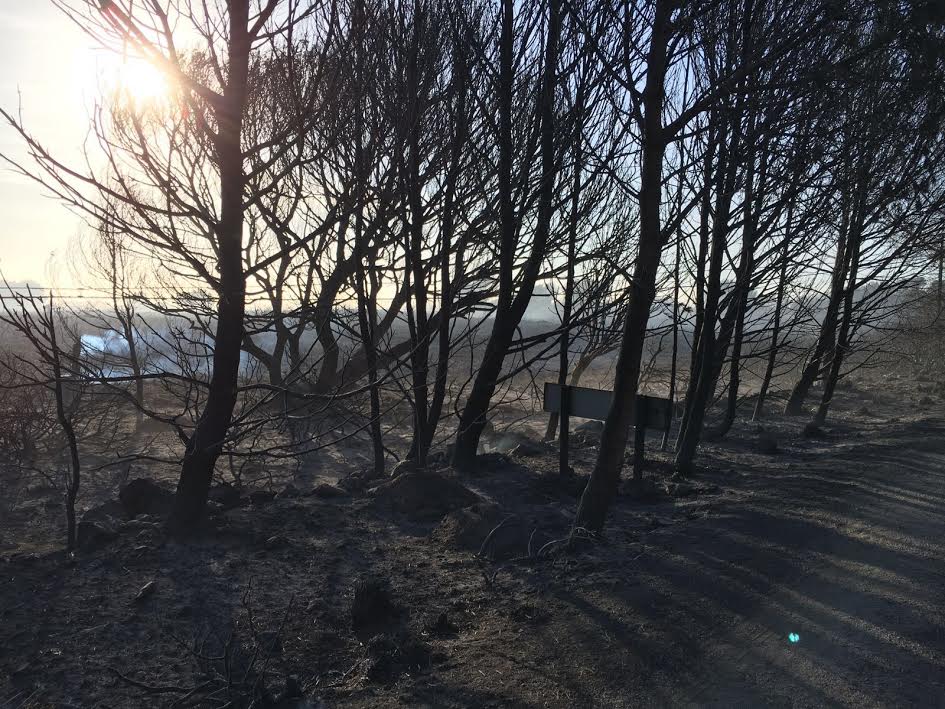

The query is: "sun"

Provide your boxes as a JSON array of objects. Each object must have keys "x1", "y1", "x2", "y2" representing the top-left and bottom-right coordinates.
[
  {"x1": 112, "y1": 58, "x2": 170, "y2": 104},
  {"x1": 86, "y1": 48, "x2": 174, "y2": 109}
]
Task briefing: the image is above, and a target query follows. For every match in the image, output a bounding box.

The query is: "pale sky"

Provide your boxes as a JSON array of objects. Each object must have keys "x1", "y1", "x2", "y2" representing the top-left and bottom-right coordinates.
[{"x1": 0, "y1": 2, "x2": 109, "y2": 285}]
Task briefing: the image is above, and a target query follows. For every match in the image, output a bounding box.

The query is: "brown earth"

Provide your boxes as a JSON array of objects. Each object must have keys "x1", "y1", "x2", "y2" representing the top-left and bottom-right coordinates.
[{"x1": 1, "y1": 376, "x2": 944, "y2": 708}]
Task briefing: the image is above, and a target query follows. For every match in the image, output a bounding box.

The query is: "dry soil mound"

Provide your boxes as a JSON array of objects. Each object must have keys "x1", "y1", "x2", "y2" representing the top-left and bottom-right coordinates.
[{"x1": 371, "y1": 470, "x2": 482, "y2": 522}]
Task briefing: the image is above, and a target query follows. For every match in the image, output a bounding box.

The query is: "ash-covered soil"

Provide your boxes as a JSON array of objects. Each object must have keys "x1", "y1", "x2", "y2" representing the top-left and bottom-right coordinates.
[{"x1": 2, "y1": 377, "x2": 945, "y2": 708}]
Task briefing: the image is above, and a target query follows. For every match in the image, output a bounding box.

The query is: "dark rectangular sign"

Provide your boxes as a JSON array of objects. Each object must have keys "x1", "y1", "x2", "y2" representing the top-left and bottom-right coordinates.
[{"x1": 542, "y1": 382, "x2": 671, "y2": 428}]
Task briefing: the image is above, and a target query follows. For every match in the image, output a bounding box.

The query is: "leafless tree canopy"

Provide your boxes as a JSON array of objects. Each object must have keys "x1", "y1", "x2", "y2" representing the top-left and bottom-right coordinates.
[{"x1": 0, "y1": 0, "x2": 942, "y2": 540}]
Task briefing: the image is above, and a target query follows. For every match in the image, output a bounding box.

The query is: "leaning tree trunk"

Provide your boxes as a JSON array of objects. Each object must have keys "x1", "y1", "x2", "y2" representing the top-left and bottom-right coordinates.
[
  {"x1": 784, "y1": 213, "x2": 849, "y2": 415},
  {"x1": 717, "y1": 275, "x2": 749, "y2": 438},
  {"x1": 678, "y1": 126, "x2": 716, "y2": 438},
  {"x1": 354, "y1": 241, "x2": 384, "y2": 477},
  {"x1": 453, "y1": 0, "x2": 559, "y2": 468},
  {"x1": 716, "y1": 142, "x2": 764, "y2": 439},
  {"x1": 661, "y1": 228, "x2": 681, "y2": 451},
  {"x1": 689, "y1": 131, "x2": 715, "y2": 377},
  {"x1": 753, "y1": 211, "x2": 792, "y2": 421},
  {"x1": 312, "y1": 304, "x2": 341, "y2": 393},
  {"x1": 544, "y1": 207, "x2": 578, "y2": 445},
  {"x1": 425, "y1": 41, "x2": 468, "y2": 452},
  {"x1": 813, "y1": 227, "x2": 862, "y2": 426},
  {"x1": 403, "y1": 3, "x2": 432, "y2": 465},
  {"x1": 544, "y1": 82, "x2": 583, "y2": 443},
  {"x1": 938, "y1": 235, "x2": 944, "y2": 313},
  {"x1": 351, "y1": 0, "x2": 384, "y2": 477},
  {"x1": 573, "y1": 0, "x2": 671, "y2": 532},
  {"x1": 453, "y1": 321, "x2": 516, "y2": 467},
  {"x1": 454, "y1": 0, "x2": 515, "y2": 468},
  {"x1": 674, "y1": 114, "x2": 741, "y2": 474},
  {"x1": 573, "y1": 241, "x2": 663, "y2": 530},
  {"x1": 171, "y1": 3, "x2": 250, "y2": 530}
]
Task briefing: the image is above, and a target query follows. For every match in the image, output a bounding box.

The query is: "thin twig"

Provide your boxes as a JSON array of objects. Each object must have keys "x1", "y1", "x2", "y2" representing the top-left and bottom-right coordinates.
[{"x1": 108, "y1": 666, "x2": 192, "y2": 694}]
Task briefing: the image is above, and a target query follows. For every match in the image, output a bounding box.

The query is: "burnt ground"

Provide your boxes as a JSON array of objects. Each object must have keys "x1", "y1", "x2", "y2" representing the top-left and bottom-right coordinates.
[{"x1": 1, "y1": 376, "x2": 945, "y2": 708}]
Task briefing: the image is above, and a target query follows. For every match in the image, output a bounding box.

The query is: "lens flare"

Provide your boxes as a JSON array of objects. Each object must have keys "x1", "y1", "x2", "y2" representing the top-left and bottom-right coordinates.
[{"x1": 84, "y1": 48, "x2": 175, "y2": 109}]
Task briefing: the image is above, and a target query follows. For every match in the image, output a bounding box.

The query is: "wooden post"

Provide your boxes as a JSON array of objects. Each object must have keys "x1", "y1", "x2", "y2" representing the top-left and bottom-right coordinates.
[
  {"x1": 559, "y1": 384, "x2": 570, "y2": 477},
  {"x1": 633, "y1": 397, "x2": 648, "y2": 482}
]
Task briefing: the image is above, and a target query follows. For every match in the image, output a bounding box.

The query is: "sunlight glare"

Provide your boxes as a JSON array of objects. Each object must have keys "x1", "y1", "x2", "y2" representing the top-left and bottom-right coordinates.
[{"x1": 87, "y1": 48, "x2": 174, "y2": 109}]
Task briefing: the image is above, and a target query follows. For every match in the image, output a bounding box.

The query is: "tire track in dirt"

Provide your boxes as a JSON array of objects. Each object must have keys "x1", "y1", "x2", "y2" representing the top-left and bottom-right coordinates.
[{"x1": 675, "y1": 418, "x2": 945, "y2": 708}]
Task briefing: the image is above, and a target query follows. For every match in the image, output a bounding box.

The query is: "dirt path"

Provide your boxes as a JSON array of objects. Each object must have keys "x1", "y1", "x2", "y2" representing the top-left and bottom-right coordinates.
[
  {"x1": 663, "y1": 417, "x2": 945, "y2": 707},
  {"x1": 2, "y1": 397, "x2": 944, "y2": 708}
]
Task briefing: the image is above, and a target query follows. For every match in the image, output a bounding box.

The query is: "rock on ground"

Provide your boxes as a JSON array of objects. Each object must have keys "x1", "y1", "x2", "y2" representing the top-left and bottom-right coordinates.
[{"x1": 118, "y1": 478, "x2": 174, "y2": 518}]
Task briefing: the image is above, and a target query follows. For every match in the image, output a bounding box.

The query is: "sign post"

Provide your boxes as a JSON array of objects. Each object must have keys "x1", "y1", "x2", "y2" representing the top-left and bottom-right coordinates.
[
  {"x1": 558, "y1": 384, "x2": 571, "y2": 477},
  {"x1": 632, "y1": 396, "x2": 648, "y2": 483}
]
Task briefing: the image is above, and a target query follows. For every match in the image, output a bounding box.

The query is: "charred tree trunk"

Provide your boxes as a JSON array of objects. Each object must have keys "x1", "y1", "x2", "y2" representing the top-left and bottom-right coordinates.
[
  {"x1": 452, "y1": 0, "x2": 516, "y2": 468},
  {"x1": 545, "y1": 81, "x2": 584, "y2": 443},
  {"x1": 287, "y1": 329, "x2": 303, "y2": 378},
  {"x1": 689, "y1": 129, "x2": 716, "y2": 376},
  {"x1": 813, "y1": 222, "x2": 862, "y2": 426},
  {"x1": 453, "y1": 0, "x2": 559, "y2": 468},
  {"x1": 574, "y1": 0, "x2": 671, "y2": 532},
  {"x1": 107, "y1": 235, "x2": 146, "y2": 421},
  {"x1": 674, "y1": 112, "x2": 741, "y2": 474},
  {"x1": 404, "y1": 1, "x2": 431, "y2": 466},
  {"x1": 48, "y1": 302, "x2": 82, "y2": 551},
  {"x1": 938, "y1": 236, "x2": 944, "y2": 312},
  {"x1": 753, "y1": 205, "x2": 792, "y2": 421},
  {"x1": 313, "y1": 306, "x2": 340, "y2": 393},
  {"x1": 171, "y1": 2, "x2": 250, "y2": 530},
  {"x1": 352, "y1": 0, "x2": 384, "y2": 477},
  {"x1": 717, "y1": 140, "x2": 765, "y2": 438},
  {"x1": 661, "y1": 229, "x2": 681, "y2": 451},
  {"x1": 116, "y1": 304, "x2": 145, "y2": 422},
  {"x1": 127, "y1": 327, "x2": 144, "y2": 422},
  {"x1": 784, "y1": 211, "x2": 849, "y2": 415},
  {"x1": 679, "y1": 126, "x2": 716, "y2": 433},
  {"x1": 242, "y1": 334, "x2": 284, "y2": 391},
  {"x1": 354, "y1": 249, "x2": 383, "y2": 478},
  {"x1": 425, "y1": 39, "x2": 468, "y2": 452},
  {"x1": 364, "y1": 264, "x2": 384, "y2": 476}
]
